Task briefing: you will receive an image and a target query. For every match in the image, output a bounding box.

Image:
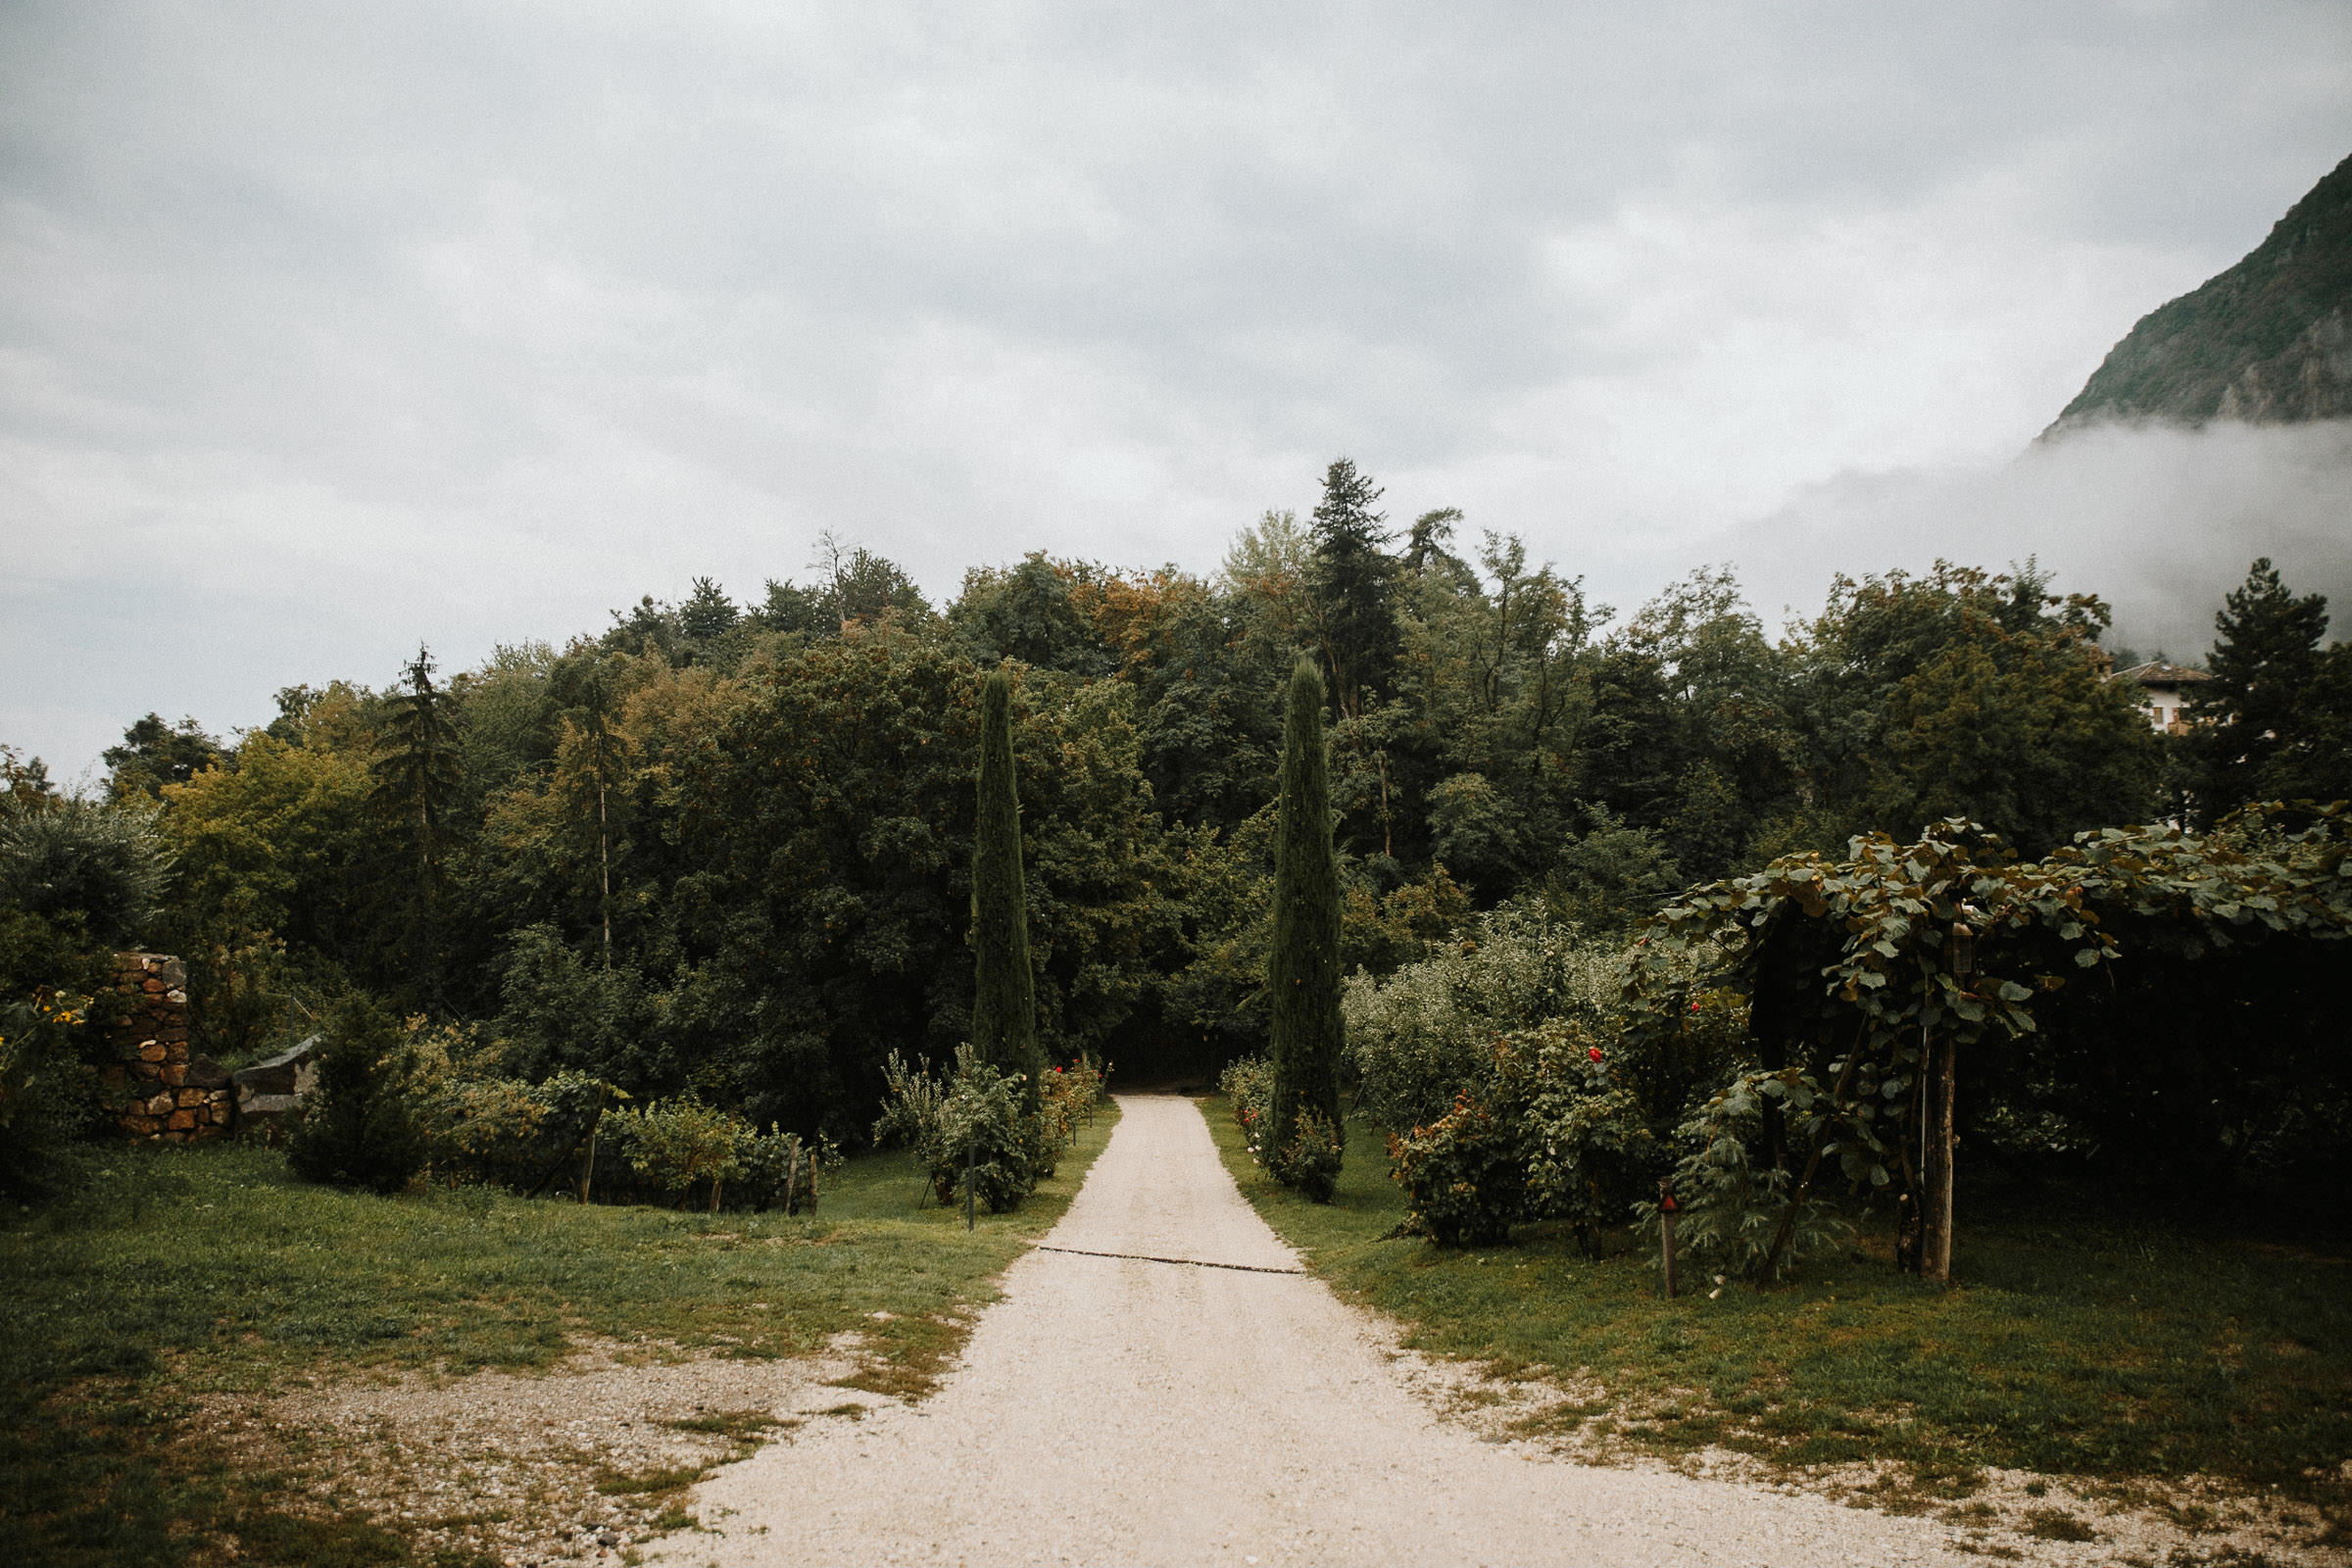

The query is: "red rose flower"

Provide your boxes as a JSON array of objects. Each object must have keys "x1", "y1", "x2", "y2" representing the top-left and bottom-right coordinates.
[{"x1": 1588, "y1": 1047, "x2": 1603, "y2": 1062}]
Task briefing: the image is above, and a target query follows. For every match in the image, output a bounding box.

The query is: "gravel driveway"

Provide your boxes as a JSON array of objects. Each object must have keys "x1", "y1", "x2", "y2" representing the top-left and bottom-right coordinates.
[{"x1": 653, "y1": 1093, "x2": 1965, "y2": 1566}]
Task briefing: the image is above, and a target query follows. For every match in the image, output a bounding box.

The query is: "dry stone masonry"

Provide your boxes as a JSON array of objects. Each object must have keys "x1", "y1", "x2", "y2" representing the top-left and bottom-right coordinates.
[{"x1": 102, "y1": 952, "x2": 232, "y2": 1142}]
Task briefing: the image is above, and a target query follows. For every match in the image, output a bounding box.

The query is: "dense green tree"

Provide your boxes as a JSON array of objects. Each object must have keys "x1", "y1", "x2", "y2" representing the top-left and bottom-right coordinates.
[
  {"x1": 0, "y1": 746, "x2": 57, "y2": 815},
  {"x1": 1794, "y1": 563, "x2": 2158, "y2": 856},
  {"x1": 1267, "y1": 658, "x2": 1345, "y2": 1199},
  {"x1": 970, "y1": 667, "x2": 1045, "y2": 1107},
  {"x1": 103, "y1": 713, "x2": 224, "y2": 802},
  {"x1": 952, "y1": 555, "x2": 1114, "y2": 675},
  {"x1": 0, "y1": 799, "x2": 172, "y2": 949}
]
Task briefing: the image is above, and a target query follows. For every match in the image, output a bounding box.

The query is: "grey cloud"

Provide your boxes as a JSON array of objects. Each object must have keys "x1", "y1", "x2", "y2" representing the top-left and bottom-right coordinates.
[{"x1": 5, "y1": 1, "x2": 2352, "y2": 774}]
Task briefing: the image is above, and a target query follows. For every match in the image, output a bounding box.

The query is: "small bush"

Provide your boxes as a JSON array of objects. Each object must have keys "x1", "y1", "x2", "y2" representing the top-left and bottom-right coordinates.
[
  {"x1": 1635, "y1": 1070, "x2": 1849, "y2": 1282},
  {"x1": 872, "y1": 1044, "x2": 1040, "y2": 1212},
  {"x1": 0, "y1": 987, "x2": 99, "y2": 1199},
  {"x1": 1269, "y1": 1108, "x2": 1343, "y2": 1201},
  {"x1": 1219, "y1": 1055, "x2": 1275, "y2": 1161},
  {"x1": 623, "y1": 1097, "x2": 749, "y2": 1210},
  {"x1": 425, "y1": 1063, "x2": 614, "y2": 1196},
  {"x1": 1388, "y1": 1076, "x2": 1529, "y2": 1246},
  {"x1": 1038, "y1": 1053, "x2": 1106, "y2": 1146},
  {"x1": 730, "y1": 1124, "x2": 840, "y2": 1213},
  {"x1": 287, "y1": 993, "x2": 425, "y2": 1194},
  {"x1": 1521, "y1": 1021, "x2": 1659, "y2": 1255}
]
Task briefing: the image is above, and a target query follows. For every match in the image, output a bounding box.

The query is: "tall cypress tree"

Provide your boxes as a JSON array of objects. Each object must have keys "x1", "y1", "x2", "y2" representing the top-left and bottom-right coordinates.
[
  {"x1": 970, "y1": 666, "x2": 1044, "y2": 1107},
  {"x1": 1268, "y1": 657, "x2": 1345, "y2": 1197}
]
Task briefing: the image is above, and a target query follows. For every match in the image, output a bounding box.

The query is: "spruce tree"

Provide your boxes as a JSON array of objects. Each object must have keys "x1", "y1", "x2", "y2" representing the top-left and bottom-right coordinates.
[
  {"x1": 369, "y1": 646, "x2": 462, "y2": 1009},
  {"x1": 970, "y1": 667, "x2": 1044, "y2": 1108},
  {"x1": 1267, "y1": 657, "x2": 1345, "y2": 1199},
  {"x1": 2193, "y1": 558, "x2": 2334, "y2": 811},
  {"x1": 1306, "y1": 457, "x2": 1398, "y2": 719}
]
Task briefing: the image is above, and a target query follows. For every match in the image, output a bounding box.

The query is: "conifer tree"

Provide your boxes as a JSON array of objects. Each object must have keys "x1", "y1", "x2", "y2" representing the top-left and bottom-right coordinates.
[
  {"x1": 1268, "y1": 657, "x2": 1345, "y2": 1198},
  {"x1": 370, "y1": 645, "x2": 462, "y2": 1008},
  {"x1": 970, "y1": 666, "x2": 1043, "y2": 1108},
  {"x1": 2193, "y1": 558, "x2": 2338, "y2": 810},
  {"x1": 1306, "y1": 457, "x2": 1398, "y2": 719}
]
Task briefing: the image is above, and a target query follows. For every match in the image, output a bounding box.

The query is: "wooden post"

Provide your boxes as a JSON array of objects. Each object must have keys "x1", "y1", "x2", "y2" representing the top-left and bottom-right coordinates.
[
  {"x1": 1922, "y1": 1030, "x2": 1955, "y2": 1281},
  {"x1": 1659, "y1": 1178, "x2": 1680, "y2": 1299},
  {"x1": 1922, "y1": 917, "x2": 1974, "y2": 1283},
  {"x1": 783, "y1": 1146, "x2": 799, "y2": 1215},
  {"x1": 809, "y1": 1146, "x2": 820, "y2": 1213}
]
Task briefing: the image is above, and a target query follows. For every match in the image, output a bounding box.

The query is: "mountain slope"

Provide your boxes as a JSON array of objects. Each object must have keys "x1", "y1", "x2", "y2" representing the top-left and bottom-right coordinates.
[{"x1": 2046, "y1": 152, "x2": 2352, "y2": 434}]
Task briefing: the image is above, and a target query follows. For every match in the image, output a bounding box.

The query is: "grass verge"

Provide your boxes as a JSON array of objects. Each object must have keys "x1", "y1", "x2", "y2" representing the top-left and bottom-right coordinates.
[
  {"x1": 0, "y1": 1101, "x2": 1118, "y2": 1568},
  {"x1": 1200, "y1": 1096, "x2": 2350, "y2": 1509}
]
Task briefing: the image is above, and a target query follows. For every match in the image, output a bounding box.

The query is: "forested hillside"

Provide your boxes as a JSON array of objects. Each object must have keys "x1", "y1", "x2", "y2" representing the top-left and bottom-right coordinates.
[
  {"x1": 2048, "y1": 151, "x2": 2352, "y2": 430},
  {"x1": 16, "y1": 460, "x2": 2350, "y2": 1147}
]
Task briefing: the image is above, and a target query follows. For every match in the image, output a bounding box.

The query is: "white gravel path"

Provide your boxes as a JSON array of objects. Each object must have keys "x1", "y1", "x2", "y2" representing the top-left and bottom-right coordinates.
[{"x1": 653, "y1": 1094, "x2": 1969, "y2": 1566}]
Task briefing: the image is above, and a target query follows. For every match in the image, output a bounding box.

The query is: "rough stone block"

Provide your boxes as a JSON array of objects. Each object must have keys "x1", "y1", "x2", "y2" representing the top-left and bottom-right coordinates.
[
  {"x1": 138, "y1": 1043, "x2": 166, "y2": 1062},
  {"x1": 159, "y1": 1064, "x2": 186, "y2": 1088},
  {"x1": 166, "y1": 1109, "x2": 196, "y2": 1131},
  {"x1": 146, "y1": 1092, "x2": 174, "y2": 1115},
  {"x1": 208, "y1": 1103, "x2": 231, "y2": 1124},
  {"x1": 133, "y1": 1060, "x2": 160, "y2": 1080},
  {"x1": 175, "y1": 1088, "x2": 205, "y2": 1108},
  {"x1": 141, "y1": 978, "x2": 165, "y2": 995}
]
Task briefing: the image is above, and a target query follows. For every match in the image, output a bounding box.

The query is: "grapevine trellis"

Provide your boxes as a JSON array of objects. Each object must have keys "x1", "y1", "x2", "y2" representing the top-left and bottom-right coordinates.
[{"x1": 1624, "y1": 803, "x2": 2351, "y2": 1279}]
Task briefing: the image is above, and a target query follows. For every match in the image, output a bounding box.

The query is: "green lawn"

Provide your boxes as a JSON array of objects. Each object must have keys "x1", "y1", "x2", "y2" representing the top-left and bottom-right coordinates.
[
  {"x1": 1201, "y1": 1097, "x2": 2351, "y2": 1506},
  {"x1": 0, "y1": 1103, "x2": 1117, "y2": 1568}
]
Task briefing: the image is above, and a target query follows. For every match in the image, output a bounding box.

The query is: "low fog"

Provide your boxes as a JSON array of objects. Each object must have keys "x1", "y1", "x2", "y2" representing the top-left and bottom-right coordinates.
[{"x1": 1711, "y1": 419, "x2": 2352, "y2": 658}]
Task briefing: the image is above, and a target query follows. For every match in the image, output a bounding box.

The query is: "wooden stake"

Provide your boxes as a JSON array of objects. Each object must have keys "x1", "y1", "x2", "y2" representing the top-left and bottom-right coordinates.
[
  {"x1": 1659, "y1": 1178, "x2": 1680, "y2": 1299},
  {"x1": 1922, "y1": 1030, "x2": 1955, "y2": 1282}
]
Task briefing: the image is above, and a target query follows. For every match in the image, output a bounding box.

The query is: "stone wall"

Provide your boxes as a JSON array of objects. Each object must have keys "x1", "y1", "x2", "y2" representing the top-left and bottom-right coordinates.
[{"x1": 101, "y1": 953, "x2": 232, "y2": 1142}]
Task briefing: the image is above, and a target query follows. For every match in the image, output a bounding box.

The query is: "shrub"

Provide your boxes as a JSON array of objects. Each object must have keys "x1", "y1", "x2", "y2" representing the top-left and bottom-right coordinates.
[
  {"x1": 288, "y1": 993, "x2": 425, "y2": 1194},
  {"x1": 1037, "y1": 1053, "x2": 1106, "y2": 1147},
  {"x1": 1270, "y1": 1107, "x2": 1343, "y2": 1200},
  {"x1": 1219, "y1": 1054, "x2": 1275, "y2": 1161},
  {"x1": 731, "y1": 1124, "x2": 840, "y2": 1213},
  {"x1": 1634, "y1": 1070, "x2": 1850, "y2": 1282},
  {"x1": 1521, "y1": 1021, "x2": 1660, "y2": 1256},
  {"x1": 425, "y1": 1065, "x2": 615, "y2": 1197},
  {"x1": 1343, "y1": 903, "x2": 1625, "y2": 1133},
  {"x1": 1385, "y1": 1037, "x2": 1536, "y2": 1247},
  {"x1": 622, "y1": 1097, "x2": 749, "y2": 1210},
  {"x1": 0, "y1": 800, "x2": 173, "y2": 948},
  {"x1": 872, "y1": 1044, "x2": 1040, "y2": 1212},
  {"x1": 0, "y1": 987, "x2": 97, "y2": 1199},
  {"x1": 1386, "y1": 1020, "x2": 1676, "y2": 1251}
]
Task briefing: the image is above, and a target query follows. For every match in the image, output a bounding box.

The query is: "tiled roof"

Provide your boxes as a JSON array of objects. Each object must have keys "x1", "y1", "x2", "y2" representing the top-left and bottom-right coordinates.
[{"x1": 2117, "y1": 661, "x2": 2212, "y2": 687}]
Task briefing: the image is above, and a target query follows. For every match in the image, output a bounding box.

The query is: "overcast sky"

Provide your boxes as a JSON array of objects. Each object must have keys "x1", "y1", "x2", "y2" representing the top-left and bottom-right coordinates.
[{"x1": 6, "y1": 2, "x2": 2351, "y2": 784}]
